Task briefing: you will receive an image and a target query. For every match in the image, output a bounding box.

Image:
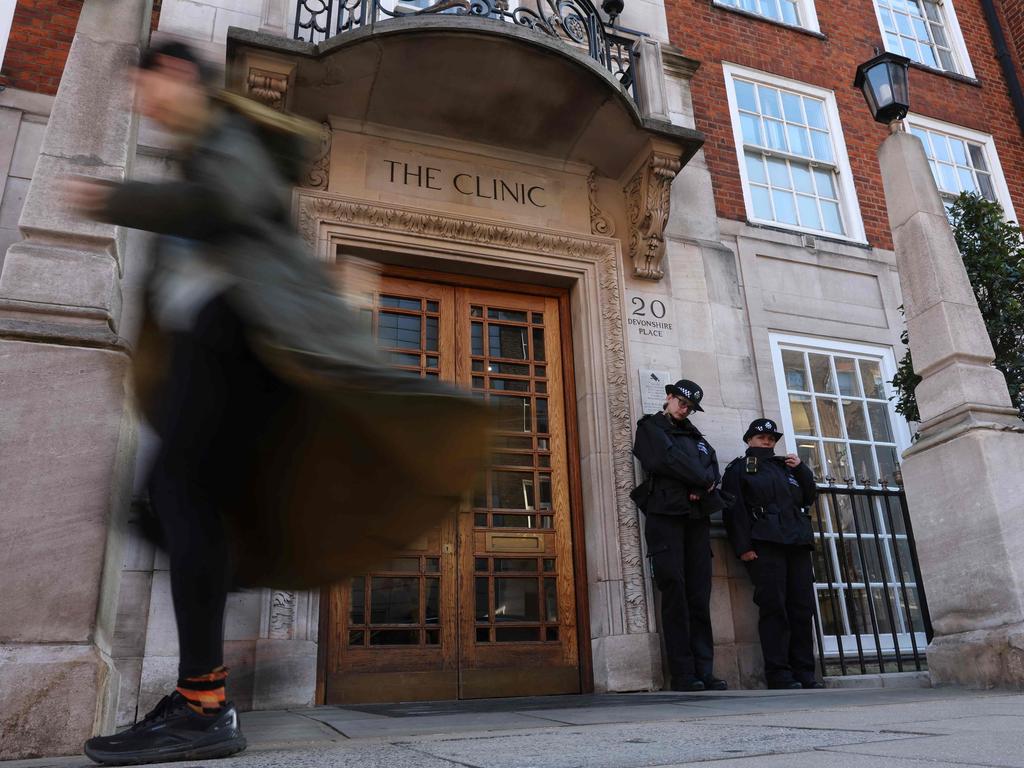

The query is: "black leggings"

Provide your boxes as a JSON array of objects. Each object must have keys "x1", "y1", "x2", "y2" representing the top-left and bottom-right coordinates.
[{"x1": 147, "y1": 295, "x2": 289, "y2": 679}]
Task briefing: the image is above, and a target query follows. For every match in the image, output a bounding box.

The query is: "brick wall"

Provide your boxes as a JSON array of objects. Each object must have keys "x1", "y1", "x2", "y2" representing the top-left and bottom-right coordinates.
[
  {"x1": 999, "y1": 0, "x2": 1024, "y2": 78},
  {"x1": 666, "y1": 0, "x2": 1024, "y2": 250},
  {"x1": 1, "y1": 0, "x2": 82, "y2": 95},
  {"x1": 1, "y1": 0, "x2": 161, "y2": 95}
]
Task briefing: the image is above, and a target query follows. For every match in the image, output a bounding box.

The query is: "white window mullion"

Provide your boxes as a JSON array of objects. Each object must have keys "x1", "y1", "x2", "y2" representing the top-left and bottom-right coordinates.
[
  {"x1": 872, "y1": 0, "x2": 974, "y2": 78},
  {"x1": 724, "y1": 63, "x2": 866, "y2": 243},
  {"x1": 905, "y1": 113, "x2": 1017, "y2": 223},
  {"x1": 768, "y1": 334, "x2": 914, "y2": 480},
  {"x1": 713, "y1": 0, "x2": 819, "y2": 33}
]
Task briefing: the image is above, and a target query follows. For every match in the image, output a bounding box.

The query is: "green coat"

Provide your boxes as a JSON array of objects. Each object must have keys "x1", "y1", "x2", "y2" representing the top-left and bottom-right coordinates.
[{"x1": 105, "y1": 95, "x2": 490, "y2": 589}]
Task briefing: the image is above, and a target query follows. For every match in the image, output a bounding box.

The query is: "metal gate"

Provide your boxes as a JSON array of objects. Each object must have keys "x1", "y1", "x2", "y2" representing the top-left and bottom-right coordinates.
[{"x1": 810, "y1": 481, "x2": 933, "y2": 676}]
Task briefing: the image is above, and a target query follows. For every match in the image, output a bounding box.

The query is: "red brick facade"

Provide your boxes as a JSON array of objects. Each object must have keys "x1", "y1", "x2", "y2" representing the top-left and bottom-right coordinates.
[
  {"x1": 666, "y1": 0, "x2": 1024, "y2": 250},
  {"x1": 999, "y1": 0, "x2": 1024, "y2": 78},
  {"x1": 1, "y1": 0, "x2": 82, "y2": 95},
  {"x1": 1, "y1": 0, "x2": 160, "y2": 95}
]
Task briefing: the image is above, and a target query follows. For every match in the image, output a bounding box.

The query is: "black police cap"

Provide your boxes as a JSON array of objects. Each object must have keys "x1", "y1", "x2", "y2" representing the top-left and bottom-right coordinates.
[
  {"x1": 665, "y1": 379, "x2": 705, "y2": 412},
  {"x1": 743, "y1": 418, "x2": 783, "y2": 443}
]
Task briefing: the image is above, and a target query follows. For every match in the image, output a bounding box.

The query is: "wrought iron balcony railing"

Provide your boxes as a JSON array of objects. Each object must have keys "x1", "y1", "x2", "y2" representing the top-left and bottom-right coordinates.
[{"x1": 291, "y1": 0, "x2": 643, "y2": 101}]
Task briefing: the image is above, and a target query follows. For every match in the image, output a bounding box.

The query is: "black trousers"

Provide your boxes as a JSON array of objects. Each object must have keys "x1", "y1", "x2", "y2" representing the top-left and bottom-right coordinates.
[
  {"x1": 148, "y1": 295, "x2": 289, "y2": 679},
  {"x1": 644, "y1": 514, "x2": 714, "y2": 681},
  {"x1": 745, "y1": 542, "x2": 817, "y2": 684}
]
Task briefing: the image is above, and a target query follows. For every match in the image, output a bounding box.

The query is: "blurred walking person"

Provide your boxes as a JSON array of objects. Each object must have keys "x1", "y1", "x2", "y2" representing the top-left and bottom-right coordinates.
[
  {"x1": 69, "y1": 42, "x2": 488, "y2": 765},
  {"x1": 722, "y1": 419, "x2": 823, "y2": 690}
]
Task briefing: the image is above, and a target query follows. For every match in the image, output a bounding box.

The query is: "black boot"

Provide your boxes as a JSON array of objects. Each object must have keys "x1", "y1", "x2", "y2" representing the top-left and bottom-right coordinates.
[
  {"x1": 767, "y1": 680, "x2": 803, "y2": 690},
  {"x1": 700, "y1": 676, "x2": 728, "y2": 691},
  {"x1": 799, "y1": 679, "x2": 826, "y2": 689},
  {"x1": 84, "y1": 691, "x2": 247, "y2": 765},
  {"x1": 670, "y1": 677, "x2": 706, "y2": 692}
]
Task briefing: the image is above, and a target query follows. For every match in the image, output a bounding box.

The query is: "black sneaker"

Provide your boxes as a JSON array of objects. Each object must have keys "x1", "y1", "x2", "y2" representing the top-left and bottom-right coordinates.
[
  {"x1": 84, "y1": 691, "x2": 247, "y2": 765},
  {"x1": 701, "y1": 676, "x2": 728, "y2": 691},
  {"x1": 799, "y1": 680, "x2": 826, "y2": 689}
]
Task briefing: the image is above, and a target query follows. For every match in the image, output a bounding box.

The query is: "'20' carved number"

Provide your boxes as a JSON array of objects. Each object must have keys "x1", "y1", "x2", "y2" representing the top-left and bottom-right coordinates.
[{"x1": 631, "y1": 296, "x2": 667, "y2": 319}]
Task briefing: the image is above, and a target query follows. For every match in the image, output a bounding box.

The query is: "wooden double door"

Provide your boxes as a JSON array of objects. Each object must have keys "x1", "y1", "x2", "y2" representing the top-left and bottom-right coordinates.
[{"x1": 321, "y1": 275, "x2": 582, "y2": 703}]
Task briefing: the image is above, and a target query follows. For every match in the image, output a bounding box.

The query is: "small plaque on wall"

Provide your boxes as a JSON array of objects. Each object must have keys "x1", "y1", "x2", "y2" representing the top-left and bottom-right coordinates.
[
  {"x1": 625, "y1": 292, "x2": 677, "y2": 347},
  {"x1": 639, "y1": 369, "x2": 673, "y2": 415}
]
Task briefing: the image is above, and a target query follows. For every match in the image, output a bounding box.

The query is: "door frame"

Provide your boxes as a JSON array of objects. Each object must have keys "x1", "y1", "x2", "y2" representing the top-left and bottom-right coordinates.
[
  {"x1": 315, "y1": 265, "x2": 593, "y2": 702},
  {"x1": 297, "y1": 187, "x2": 659, "y2": 698}
]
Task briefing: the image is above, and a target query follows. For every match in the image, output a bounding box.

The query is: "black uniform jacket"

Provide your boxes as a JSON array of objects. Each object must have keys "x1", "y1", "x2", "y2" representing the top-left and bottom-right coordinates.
[
  {"x1": 722, "y1": 451, "x2": 818, "y2": 557},
  {"x1": 632, "y1": 412, "x2": 720, "y2": 518}
]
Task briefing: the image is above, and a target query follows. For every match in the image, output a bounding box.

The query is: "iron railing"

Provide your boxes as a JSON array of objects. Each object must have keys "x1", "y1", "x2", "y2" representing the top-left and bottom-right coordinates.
[
  {"x1": 810, "y1": 481, "x2": 933, "y2": 677},
  {"x1": 291, "y1": 0, "x2": 643, "y2": 101}
]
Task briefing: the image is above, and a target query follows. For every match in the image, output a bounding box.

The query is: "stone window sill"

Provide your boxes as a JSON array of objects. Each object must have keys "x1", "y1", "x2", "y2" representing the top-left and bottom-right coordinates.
[
  {"x1": 907, "y1": 60, "x2": 981, "y2": 88},
  {"x1": 709, "y1": 2, "x2": 827, "y2": 40},
  {"x1": 742, "y1": 219, "x2": 872, "y2": 250}
]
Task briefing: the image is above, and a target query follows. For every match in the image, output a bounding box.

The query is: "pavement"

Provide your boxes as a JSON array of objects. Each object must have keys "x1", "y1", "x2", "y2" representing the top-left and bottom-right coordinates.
[{"x1": 7, "y1": 684, "x2": 1024, "y2": 768}]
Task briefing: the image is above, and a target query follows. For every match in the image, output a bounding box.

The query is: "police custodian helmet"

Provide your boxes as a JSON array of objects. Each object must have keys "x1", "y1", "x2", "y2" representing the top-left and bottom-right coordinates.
[
  {"x1": 743, "y1": 418, "x2": 784, "y2": 443},
  {"x1": 665, "y1": 379, "x2": 705, "y2": 412}
]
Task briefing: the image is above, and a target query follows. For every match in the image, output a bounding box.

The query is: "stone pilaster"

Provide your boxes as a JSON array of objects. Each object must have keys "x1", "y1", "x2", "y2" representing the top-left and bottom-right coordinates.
[
  {"x1": 0, "y1": 0, "x2": 150, "y2": 758},
  {"x1": 878, "y1": 129, "x2": 1024, "y2": 689},
  {"x1": 633, "y1": 38, "x2": 669, "y2": 123},
  {"x1": 260, "y1": 0, "x2": 291, "y2": 37}
]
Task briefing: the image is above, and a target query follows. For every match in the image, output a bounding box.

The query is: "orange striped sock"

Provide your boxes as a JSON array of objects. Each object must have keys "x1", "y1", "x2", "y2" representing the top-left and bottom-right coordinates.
[{"x1": 176, "y1": 666, "x2": 228, "y2": 716}]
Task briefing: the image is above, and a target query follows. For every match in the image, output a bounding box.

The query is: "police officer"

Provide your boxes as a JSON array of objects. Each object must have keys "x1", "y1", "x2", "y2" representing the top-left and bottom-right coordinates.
[
  {"x1": 632, "y1": 379, "x2": 727, "y2": 692},
  {"x1": 722, "y1": 418, "x2": 824, "y2": 690}
]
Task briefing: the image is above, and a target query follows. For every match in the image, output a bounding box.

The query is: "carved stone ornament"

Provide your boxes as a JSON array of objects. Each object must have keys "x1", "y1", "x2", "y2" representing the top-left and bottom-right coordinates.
[
  {"x1": 294, "y1": 190, "x2": 651, "y2": 634},
  {"x1": 262, "y1": 588, "x2": 320, "y2": 641},
  {"x1": 247, "y1": 68, "x2": 289, "y2": 111},
  {"x1": 269, "y1": 589, "x2": 296, "y2": 639},
  {"x1": 587, "y1": 170, "x2": 615, "y2": 237},
  {"x1": 623, "y1": 151, "x2": 682, "y2": 280},
  {"x1": 303, "y1": 122, "x2": 331, "y2": 190}
]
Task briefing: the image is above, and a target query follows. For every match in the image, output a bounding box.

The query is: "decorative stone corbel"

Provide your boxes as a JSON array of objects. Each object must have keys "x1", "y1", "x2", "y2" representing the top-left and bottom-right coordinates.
[
  {"x1": 623, "y1": 149, "x2": 682, "y2": 280},
  {"x1": 303, "y1": 122, "x2": 332, "y2": 190},
  {"x1": 247, "y1": 67, "x2": 290, "y2": 111},
  {"x1": 588, "y1": 170, "x2": 615, "y2": 237}
]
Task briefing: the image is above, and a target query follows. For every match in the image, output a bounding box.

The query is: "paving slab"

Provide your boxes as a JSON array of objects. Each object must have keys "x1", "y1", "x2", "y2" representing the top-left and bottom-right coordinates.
[
  {"x1": 401, "y1": 719, "x2": 918, "y2": 768},
  {"x1": 706, "y1": 694, "x2": 1024, "y2": 732},
  {"x1": 517, "y1": 703, "x2": 722, "y2": 726},
  {"x1": 896, "y1": 714, "x2": 1024, "y2": 734},
  {"x1": 320, "y1": 711, "x2": 558, "y2": 739},
  {"x1": 296, "y1": 707, "x2": 390, "y2": 722},
  {"x1": 239, "y1": 711, "x2": 342, "y2": 745},
  {"x1": 824, "y1": 731, "x2": 1024, "y2": 767},
  {"x1": 675, "y1": 752, "x2": 974, "y2": 768}
]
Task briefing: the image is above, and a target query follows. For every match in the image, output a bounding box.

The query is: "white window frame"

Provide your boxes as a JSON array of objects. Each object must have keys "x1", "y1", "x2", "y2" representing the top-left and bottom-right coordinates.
[
  {"x1": 904, "y1": 113, "x2": 1018, "y2": 223},
  {"x1": 768, "y1": 333, "x2": 925, "y2": 659},
  {"x1": 712, "y1": 0, "x2": 821, "y2": 34},
  {"x1": 871, "y1": 0, "x2": 975, "y2": 79},
  {"x1": 767, "y1": 333, "x2": 913, "y2": 467},
  {"x1": 723, "y1": 63, "x2": 867, "y2": 244}
]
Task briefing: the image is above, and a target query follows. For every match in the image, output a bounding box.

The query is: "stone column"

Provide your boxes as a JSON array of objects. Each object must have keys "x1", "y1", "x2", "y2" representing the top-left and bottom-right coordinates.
[
  {"x1": 878, "y1": 129, "x2": 1024, "y2": 688},
  {"x1": 0, "y1": 0, "x2": 150, "y2": 758}
]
